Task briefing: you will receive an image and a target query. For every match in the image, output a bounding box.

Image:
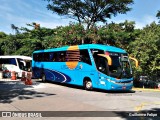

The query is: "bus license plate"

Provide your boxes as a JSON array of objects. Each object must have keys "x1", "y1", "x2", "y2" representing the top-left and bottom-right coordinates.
[{"x1": 122, "y1": 86, "x2": 126, "y2": 90}]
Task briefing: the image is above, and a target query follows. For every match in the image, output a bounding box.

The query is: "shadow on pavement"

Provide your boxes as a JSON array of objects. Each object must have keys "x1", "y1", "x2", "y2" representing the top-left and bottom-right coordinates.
[
  {"x1": 93, "y1": 88, "x2": 135, "y2": 94},
  {"x1": 0, "y1": 81, "x2": 56, "y2": 103}
]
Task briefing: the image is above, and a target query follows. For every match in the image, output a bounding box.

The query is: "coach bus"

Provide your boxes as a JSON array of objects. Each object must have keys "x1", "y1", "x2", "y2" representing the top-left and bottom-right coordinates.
[
  {"x1": 32, "y1": 44, "x2": 138, "y2": 91},
  {"x1": 0, "y1": 56, "x2": 32, "y2": 78}
]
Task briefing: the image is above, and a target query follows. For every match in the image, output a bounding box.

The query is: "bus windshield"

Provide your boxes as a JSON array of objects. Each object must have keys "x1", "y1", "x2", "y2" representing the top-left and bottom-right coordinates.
[
  {"x1": 94, "y1": 52, "x2": 132, "y2": 79},
  {"x1": 109, "y1": 53, "x2": 132, "y2": 79}
]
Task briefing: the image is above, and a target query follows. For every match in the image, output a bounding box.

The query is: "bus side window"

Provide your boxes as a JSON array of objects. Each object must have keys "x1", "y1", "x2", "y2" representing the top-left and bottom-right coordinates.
[
  {"x1": 49, "y1": 52, "x2": 54, "y2": 61},
  {"x1": 9, "y1": 58, "x2": 17, "y2": 66},
  {"x1": 52, "y1": 52, "x2": 57, "y2": 61},
  {"x1": 59, "y1": 52, "x2": 66, "y2": 62},
  {"x1": 80, "y1": 50, "x2": 92, "y2": 65},
  {"x1": 51, "y1": 52, "x2": 61, "y2": 62},
  {"x1": 33, "y1": 54, "x2": 37, "y2": 61},
  {"x1": 0, "y1": 58, "x2": 17, "y2": 66},
  {"x1": 40, "y1": 53, "x2": 44, "y2": 61},
  {"x1": 33, "y1": 53, "x2": 42, "y2": 61},
  {"x1": 43, "y1": 52, "x2": 50, "y2": 61}
]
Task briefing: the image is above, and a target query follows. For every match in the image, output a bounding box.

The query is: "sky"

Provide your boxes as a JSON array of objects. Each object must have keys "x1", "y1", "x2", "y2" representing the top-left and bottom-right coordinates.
[{"x1": 0, "y1": 0, "x2": 159, "y2": 34}]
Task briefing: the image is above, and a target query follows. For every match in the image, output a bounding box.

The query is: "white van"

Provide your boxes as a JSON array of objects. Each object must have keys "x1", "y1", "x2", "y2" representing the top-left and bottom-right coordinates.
[{"x1": 0, "y1": 56, "x2": 32, "y2": 78}]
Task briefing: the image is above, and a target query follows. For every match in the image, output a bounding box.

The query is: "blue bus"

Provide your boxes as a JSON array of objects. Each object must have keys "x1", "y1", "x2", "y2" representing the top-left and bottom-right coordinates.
[{"x1": 32, "y1": 44, "x2": 138, "y2": 91}]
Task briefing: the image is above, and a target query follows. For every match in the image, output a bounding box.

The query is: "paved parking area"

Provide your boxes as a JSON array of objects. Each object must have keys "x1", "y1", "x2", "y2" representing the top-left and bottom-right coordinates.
[{"x1": 0, "y1": 79, "x2": 160, "y2": 120}]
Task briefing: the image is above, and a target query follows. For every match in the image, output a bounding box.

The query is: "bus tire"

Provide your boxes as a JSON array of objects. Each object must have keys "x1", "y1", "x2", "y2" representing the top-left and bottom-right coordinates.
[
  {"x1": 84, "y1": 78, "x2": 92, "y2": 90},
  {"x1": 42, "y1": 74, "x2": 46, "y2": 82}
]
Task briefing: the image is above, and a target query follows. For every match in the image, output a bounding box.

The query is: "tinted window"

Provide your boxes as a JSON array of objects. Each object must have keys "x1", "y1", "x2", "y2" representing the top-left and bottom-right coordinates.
[
  {"x1": 0, "y1": 58, "x2": 17, "y2": 66},
  {"x1": 94, "y1": 56, "x2": 109, "y2": 75},
  {"x1": 80, "y1": 49, "x2": 92, "y2": 65},
  {"x1": 43, "y1": 52, "x2": 50, "y2": 61},
  {"x1": 17, "y1": 58, "x2": 25, "y2": 70},
  {"x1": 33, "y1": 49, "x2": 92, "y2": 64},
  {"x1": 90, "y1": 49, "x2": 104, "y2": 56},
  {"x1": 33, "y1": 51, "x2": 67, "y2": 62},
  {"x1": 58, "y1": 52, "x2": 66, "y2": 62},
  {"x1": 33, "y1": 53, "x2": 41, "y2": 61},
  {"x1": 51, "y1": 51, "x2": 66, "y2": 62}
]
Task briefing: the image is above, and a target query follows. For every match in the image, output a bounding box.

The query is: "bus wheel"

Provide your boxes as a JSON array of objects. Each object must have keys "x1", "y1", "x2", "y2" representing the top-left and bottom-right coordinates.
[
  {"x1": 84, "y1": 79, "x2": 92, "y2": 90},
  {"x1": 42, "y1": 74, "x2": 46, "y2": 82}
]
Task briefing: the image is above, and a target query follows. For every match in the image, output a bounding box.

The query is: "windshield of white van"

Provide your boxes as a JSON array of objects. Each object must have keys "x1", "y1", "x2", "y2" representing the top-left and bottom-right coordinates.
[{"x1": 17, "y1": 58, "x2": 31, "y2": 71}]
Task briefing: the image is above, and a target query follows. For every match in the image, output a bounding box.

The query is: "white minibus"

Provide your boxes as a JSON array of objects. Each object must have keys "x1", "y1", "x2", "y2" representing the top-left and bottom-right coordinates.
[{"x1": 0, "y1": 56, "x2": 32, "y2": 78}]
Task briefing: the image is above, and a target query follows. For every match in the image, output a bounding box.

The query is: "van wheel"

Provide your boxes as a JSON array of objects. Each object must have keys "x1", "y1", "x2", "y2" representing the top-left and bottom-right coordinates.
[
  {"x1": 84, "y1": 79, "x2": 92, "y2": 90},
  {"x1": 42, "y1": 74, "x2": 46, "y2": 82}
]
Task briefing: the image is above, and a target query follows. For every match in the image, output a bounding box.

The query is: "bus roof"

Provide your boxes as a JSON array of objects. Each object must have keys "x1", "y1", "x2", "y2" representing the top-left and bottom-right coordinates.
[
  {"x1": 33, "y1": 44, "x2": 127, "y2": 54},
  {"x1": 0, "y1": 55, "x2": 32, "y2": 60}
]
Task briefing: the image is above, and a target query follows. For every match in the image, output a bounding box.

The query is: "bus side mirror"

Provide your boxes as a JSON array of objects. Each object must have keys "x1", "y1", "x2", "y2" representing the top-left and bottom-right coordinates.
[
  {"x1": 97, "y1": 54, "x2": 112, "y2": 66},
  {"x1": 20, "y1": 61, "x2": 26, "y2": 66},
  {"x1": 129, "y1": 57, "x2": 138, "y2": 68},
  {"x1": 106, "y1": 55, "x2": 112, "y2": 66}
]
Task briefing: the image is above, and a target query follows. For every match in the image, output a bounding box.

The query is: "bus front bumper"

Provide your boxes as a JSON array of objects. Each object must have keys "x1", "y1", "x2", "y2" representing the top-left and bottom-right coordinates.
[{"x1": 107, "y1": 80, "x2": 133, "y2": 90}]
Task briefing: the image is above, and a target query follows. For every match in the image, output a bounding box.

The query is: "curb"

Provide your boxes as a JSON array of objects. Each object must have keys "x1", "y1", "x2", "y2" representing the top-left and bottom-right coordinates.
[
  {"x1": 0, "y1": 78, "x2": 21, "y2": 82},
  {"x1": 132, "y1": 88, "x2": 160, "y2": 92}
]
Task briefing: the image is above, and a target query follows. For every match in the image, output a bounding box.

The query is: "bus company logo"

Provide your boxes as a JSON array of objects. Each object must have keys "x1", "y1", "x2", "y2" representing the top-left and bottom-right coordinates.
[
  {"x1": 66, "y1": 45, "x2": 80, "y2": 70},
  {"x1": 2, "y1": 112, "x2": 11, "y2": 117}
]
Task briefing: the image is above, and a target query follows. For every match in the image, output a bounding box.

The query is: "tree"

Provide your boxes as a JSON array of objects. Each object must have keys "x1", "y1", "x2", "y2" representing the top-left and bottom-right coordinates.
[
  {"x1": 46, "y1": 23, "x2": 85, "y2": 47},
  {"x1": 129, "y1": 22, "x2": 160, "y2": 80},
  {"x1": 156, "y1": 10, "x2": 160, "y2": 23},
  {"x1": 0, "y1": 32, "x2": 7, "y2": 54},
  {"x1": 45, "y1": 0, "x2": 133, "y2": 30},
  {"x1": 97, "y1": 20, "x2": 140, "y2": 50},
  {"x1": 0, "y1": 32, "x2": 7, "y2": 38},
  {"x1": 20, "y1": 22, "x2": 54, "y2": 50},
  {"x1": 11, "y1": 24, "x2": 20, "y2": 34}
]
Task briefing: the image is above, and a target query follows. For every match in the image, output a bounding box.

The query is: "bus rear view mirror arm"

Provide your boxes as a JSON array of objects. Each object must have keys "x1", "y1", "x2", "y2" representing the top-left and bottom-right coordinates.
[
  {"x1": 129, "y1": 57, "x2": 138, "y2": 68},
  {"x1": 97, "y1": 54, "x2": 112, "y2": 66}
]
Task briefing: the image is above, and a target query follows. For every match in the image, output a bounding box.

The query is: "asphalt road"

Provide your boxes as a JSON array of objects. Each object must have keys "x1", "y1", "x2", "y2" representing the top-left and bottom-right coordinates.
[{"x1": 0, "y1": 79, "x2": 160, "y2": 120}]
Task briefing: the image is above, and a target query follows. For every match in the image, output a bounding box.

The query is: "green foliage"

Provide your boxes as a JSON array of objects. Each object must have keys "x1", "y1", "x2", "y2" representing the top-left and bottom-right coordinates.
[
  {"x1": 97, "y1": 20, "x2": 140, "y2": 52},
  {"x1": 0, "y1": 32, "x2": 7, "y2": 38},
  {"x1": 129, "y1": 22, "x2": 160, "y2": 79},
  {"x1": 51, "y1": 23, "x2": 85, "y2": 46},
  {"x1": 156, "y1": 10, "x2": 160, "y2": 22}
]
